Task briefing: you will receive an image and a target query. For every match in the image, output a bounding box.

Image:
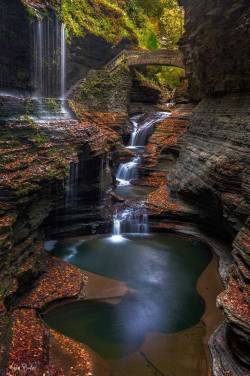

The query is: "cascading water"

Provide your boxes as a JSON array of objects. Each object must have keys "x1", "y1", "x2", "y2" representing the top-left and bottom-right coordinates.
[
  {"x1": 113, "y1": 111, "x2": 170, "y2": 240},
  {"x1": 116, "y1": 156, "x2": 141, "y2": 186},
  {"x1": 130, "y1": 112, "x2": 171, "y2": 148},
  {"x1": 0, "y1": 14, "x2": 69, "y2": 123},
  {"x1": 116, "y1": 112, "x2": 170, "y2": 186},
  {"x1": 32, "y1": 13, "x2": 69, "y2": 119},
  {"x1": 112, "y1": 205, "x2": 148, "y2": 239},
  {"x1": 60, "y1": 23, "x2": 66, "y2": 101},
  {"x1": 113, "y1": 217, "x2": 121, "y2": 237},
  {"x1": 65, "y1": 162, "x2": 79, "y2": 211},
  {"x1": 33, "y1": 14, "x2": 62, "y2": 98},
  {"x1": 33, "y1": 18, "x2": 43, "y2": 98}
]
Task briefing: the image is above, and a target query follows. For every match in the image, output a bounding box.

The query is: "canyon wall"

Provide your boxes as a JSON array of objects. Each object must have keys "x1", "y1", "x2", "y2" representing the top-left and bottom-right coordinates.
[
  {"x1": 0, "y1": 0, "x2": 131, "y2": 95},
  {"x1": 0, "y1": 0, "x2": 31, "y2": 92},
  {"x1": 172, "y1": 1, "x2": 250, "y2": 374}
]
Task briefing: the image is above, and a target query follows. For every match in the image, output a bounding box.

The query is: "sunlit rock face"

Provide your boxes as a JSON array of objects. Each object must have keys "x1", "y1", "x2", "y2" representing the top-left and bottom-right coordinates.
[
  {"x1": 175, "y1": 1, "x2": 250, "y2": 375},
  {"x1": 0, "y1": 0, "x2": 31, "y2": 92}
]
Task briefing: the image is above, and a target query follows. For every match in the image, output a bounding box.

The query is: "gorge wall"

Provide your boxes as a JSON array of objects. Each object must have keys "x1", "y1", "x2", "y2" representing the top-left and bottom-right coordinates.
[
  {"x1": 172, "y1": 1, "x2": 250, "y2": 374},
  {"x1": 0, "y1": 0, "x2": 132, "y2": 95},
  {"x1": 0, "y1": 0, "x2": 31, "y2": 92}
]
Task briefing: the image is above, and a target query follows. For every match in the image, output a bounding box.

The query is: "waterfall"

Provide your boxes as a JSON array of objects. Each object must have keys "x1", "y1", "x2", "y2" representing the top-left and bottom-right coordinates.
[
  {"x1": 65, "y1": 162, "x2": 79, "y2": 211},
  {"x1": 116, "y1": 156, "x2": 141, "y2": 186},
  {"x1": 113, "y1": 217, "x2": 121, "y2": 236},
  {"x1": 112, "y1": 205, "x2": 148, "y2": 238},
  {"x1": 116, "y1": 112, "x2": 170, "y2": 186},
  {"x1": 33, "y1": 18, "x2": 43, "y2": 98},
  {"x1": 33, "y1": 14, "x2": 66, "y2": 100},
  {"x1": 130, "y1": 112, "x2": 170, "y2": 147},
  {"x1": 113, "y1": 112, "x2": 171, "y2": 240},
  {"x1": 60, "y1": 23, "x2": 66, "y2": 101}
]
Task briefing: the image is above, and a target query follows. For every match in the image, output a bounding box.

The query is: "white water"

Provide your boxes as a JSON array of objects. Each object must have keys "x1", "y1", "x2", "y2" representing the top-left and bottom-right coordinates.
[
  {"x1": 32, "y1": 14, "x2": 69, "y2": 119},
  {"x1": 116, "y1": 156, "x2": 141, "y2": 186},
  {"x1": 112, "y1": 205, "x2": 148, "y2": 238},
  {"x1": 130, "y1": 112, "x2": 170, "y2": 147},
  {"x1": 116, "y1": 112, "x2": 170, "y2": 186},
  {"x1": 113, "y1": 112, "x2": 170, "y2": 240},
  {"x1": 33, "y1": 19, "x2": 43, "y2": 98},
  {"x1": 61, "y1": 23, "x2": 66, "y2": 101}
]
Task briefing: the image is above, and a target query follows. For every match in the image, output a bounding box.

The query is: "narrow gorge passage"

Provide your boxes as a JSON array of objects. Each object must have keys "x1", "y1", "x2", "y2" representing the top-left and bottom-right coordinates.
[
  {"x1": 0, "y1": 1, "x2": 249, "y2": 376},
  {"x1": 42, "y1": 109, "x2": 221, "y2": 375}
]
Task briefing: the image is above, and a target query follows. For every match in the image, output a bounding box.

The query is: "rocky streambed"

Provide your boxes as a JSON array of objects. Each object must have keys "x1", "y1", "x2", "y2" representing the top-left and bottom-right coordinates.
[
  {"x1": 0, "y1": 100, "x2": 232, "y2": 375},
  {"x1": 0, "y1": 0, "x2": 249, "y2": 375}
]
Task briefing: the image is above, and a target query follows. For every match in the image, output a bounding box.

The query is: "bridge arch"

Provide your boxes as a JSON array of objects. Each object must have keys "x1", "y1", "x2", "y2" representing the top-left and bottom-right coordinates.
[{"x1": 105, "y1": 49, "x2": 184, "y2": 72}]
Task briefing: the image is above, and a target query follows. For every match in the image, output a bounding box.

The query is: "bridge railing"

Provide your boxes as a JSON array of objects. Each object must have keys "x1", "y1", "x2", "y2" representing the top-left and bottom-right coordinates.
[{"x1": 104, "y1": 49, "x2": 137, "y2": 72}]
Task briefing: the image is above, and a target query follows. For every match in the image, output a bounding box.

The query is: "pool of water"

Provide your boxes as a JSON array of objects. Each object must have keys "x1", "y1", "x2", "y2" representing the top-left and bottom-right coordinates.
[{"x1": 44, "y1": 234, "x2": 211, "y2": 359}]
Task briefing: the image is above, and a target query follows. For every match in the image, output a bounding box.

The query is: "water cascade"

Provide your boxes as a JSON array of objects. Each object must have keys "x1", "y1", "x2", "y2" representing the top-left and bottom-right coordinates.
[
  {"x1": 129, "y1": 112, "x2": 170, "y2": 148},
  {"x1": 116, "y1": 156, "x2": 141, "y2": 186},
  {"x1": 112, "y1": 205, "x2": 148, "y2": 238},
  {"x1": 33, "y1": 15, "x2": 63, "y2": 98},
  {"x1": 32, "y1": 13, "x2": 69, "y2": 119},
  {"x1": 60, "y1": 23, "x2": 66, "y2": 101},
  {"x1": 116, "y1": 112, "x2": 170, "y2": 186},
  {"x1": 114, "y1": 112, "x2": 170, "y2": 240},
  {"x1": 65, "y1": 162, "x2": 79, "y2": 211}
]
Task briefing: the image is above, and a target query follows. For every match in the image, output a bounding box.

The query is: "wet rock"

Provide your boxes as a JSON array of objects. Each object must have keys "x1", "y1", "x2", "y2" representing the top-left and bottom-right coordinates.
[
  {"x1": 176, "y1": 1, "x2": 250, "y2": 374},
  {"x1": 110, "y1": 191, "x2": 125, "y2": 203},
  {"x1": 0, "y1": 114, "x2": 120, "y2": 306}
]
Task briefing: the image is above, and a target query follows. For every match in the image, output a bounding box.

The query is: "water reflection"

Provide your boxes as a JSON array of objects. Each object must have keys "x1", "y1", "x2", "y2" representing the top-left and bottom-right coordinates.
[{"x1": 44, "y1": 234, "x2": 211, "y2": 359}]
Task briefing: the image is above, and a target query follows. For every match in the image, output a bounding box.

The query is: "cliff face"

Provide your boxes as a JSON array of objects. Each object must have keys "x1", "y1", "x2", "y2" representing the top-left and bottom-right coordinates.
[
  {"x1": 0, "y1": 114, "x2": 121, "y2": 311},
  {"x1": 170, "y1": 95, "x2": 250, "y2": 237},
  {"x1": 0, "y1": 0, "x2": 131, "y2": 95},
  {"x1": 0, "y1": 0, "x2": 31, "y2": 91},
  {"x1": 173, "y1": 1, "x2": 250, "y2": 374},
  {"x1": 179, "y1": 0, "x2": 250, "y2": 102}
]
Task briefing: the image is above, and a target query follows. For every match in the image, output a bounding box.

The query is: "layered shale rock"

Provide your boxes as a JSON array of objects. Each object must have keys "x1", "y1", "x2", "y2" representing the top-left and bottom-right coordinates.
[
  {"x1": 179, "y1": 0, "x2": 250, "y2": 102},
  {"x1": 169, "y1": 95, "x2": 250, "y2": 237},
  {"x1": 0, "y1": 116, "x2": 120, "y2": 306},
  {"x1": 174, "y1": 1, "x2": 250, "y2": 374}
]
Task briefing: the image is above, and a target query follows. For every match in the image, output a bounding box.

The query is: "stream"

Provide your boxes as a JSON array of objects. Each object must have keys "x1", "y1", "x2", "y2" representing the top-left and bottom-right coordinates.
[{"x1": 44, "y1": 111, "x2": 213, "y2": 368}]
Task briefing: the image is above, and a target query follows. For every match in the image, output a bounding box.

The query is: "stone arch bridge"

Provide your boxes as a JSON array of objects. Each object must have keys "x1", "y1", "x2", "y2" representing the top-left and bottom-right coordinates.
[{"x1": 105, "y1": 49, "x2": 184, "y2": 72}]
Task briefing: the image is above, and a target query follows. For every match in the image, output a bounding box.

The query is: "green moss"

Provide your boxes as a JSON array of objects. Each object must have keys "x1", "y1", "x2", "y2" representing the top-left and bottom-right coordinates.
[
  {"x1": 136, "y1": 65, "x2": 185, "y2": 95},
  {"x1": 56, "y1": 0, "x2": 183, "y2": 49},
  {"x1": 46, "y1": 99, "x2": 61, "y2": 112},
  {"x1": 76, "y1": 67, "x2": 129, "y2": 101},
  {"x1": 21, "y1": 0, "x2": 38, "y2": 20},
  {"x1": 22, "y1": 114, "x2": 37, "y2": 129},
  {"x1": 33, "y1": 132, "x2": 48, "y2": 145}
]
